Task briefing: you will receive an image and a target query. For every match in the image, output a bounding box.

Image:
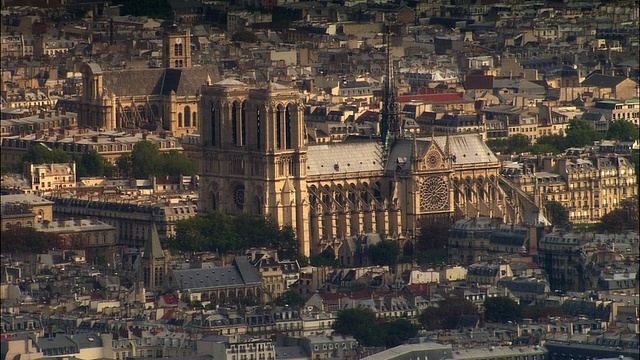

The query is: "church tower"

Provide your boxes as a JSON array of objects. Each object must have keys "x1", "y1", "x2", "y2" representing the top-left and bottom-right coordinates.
[
  {"x1": 199, "y1": 80, "x2": 311, "y2": 256},
  {"x1": 162, "y1": 24, "x2": 191, "y2": 68},
  {"x1": 141, "y1": 223, "x2": 167, "y2": 291}
]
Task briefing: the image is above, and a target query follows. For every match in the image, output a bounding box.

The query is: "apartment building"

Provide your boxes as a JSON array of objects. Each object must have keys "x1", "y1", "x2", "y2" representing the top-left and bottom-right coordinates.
[
  {"x1": 503, "y1": 155, "x2": 636, "y2": 223},
  {"x1": 25, "y1": 162, "x2": 76, "y2": 192}
]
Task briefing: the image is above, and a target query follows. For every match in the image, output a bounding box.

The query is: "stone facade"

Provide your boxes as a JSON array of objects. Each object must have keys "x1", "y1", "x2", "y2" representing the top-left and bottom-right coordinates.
[{"x1": 199, "y1": 80, "x2": 515, "y2": 257}]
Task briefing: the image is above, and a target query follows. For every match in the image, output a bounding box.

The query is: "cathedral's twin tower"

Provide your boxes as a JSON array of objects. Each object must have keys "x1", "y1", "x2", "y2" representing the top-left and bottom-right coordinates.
[{"x1": 198, "y1": 80, "x2": 311, "y2": 256}]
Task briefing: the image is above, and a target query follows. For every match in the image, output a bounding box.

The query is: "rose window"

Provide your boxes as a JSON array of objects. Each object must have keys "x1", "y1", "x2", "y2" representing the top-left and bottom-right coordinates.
[{"x1": 420, "y1": 176, "x2": 449, "y2": 212}]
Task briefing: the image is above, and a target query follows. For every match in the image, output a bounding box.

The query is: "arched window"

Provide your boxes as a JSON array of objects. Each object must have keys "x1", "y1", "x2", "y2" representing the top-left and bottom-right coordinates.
[
  {"x1": 174, "y1": 43, "x2": 180, "y2": 56},
  {"x1": 256, "y1": 106, "x2": 261, "y2": 149},
  {"x1": 241, "y1": 101, "x2": 247, "y2": 146},
  {"x1": 285, "y1": 104, "x2": 292, "y2": 149},
  {"x1": 184, "y1": 106, "x2": 191, "y2": 127},
  {"x1": 192, "y1": 112, "x2": 197, "y2": 127},
  {"x1": 137, "y1": 105, "x2": 146, "y2": 120},
  {"x1": 149, "y1": 105, "x2": 158, "y2": 124},
  {"x1": 276, "y1": 105, "x2": 283, "y2": 150},
  {"x1": 175, "y1": 60, "x2": 179, "y2": 67},
  {"x1": 178, "y1": 113, "x2": 183, "y2": 127},
  {"x1": 211, "y1": 103, "x2": 217, "y2": 146},
  {"x1": 232, "y1": 101, "x2": 239, "y2": 146}
]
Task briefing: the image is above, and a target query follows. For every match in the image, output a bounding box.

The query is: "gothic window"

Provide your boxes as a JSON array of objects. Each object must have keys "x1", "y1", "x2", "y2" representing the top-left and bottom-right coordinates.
[
  {"x1": 137, "y1": 105, "x2": 146, "y2": 120},
  {"x1": 151, "y1": 105, "x2": 159, "y2": 123},
  {"x1": 256, "y1": 106, "x2": 261, "y2": 149},
  {"x1": 276, "y1": 105, "x2": 283, "y2": 150},
  {"x1": 211, "y1": 103, "x2": 217, "y2": 145},
  {"x1": 184, "y1": 106, "x2": 191, "y2": 127},
  {"x1": 241, "y1": 101, "x2": 247, "y2": 146},
  {"x1": 175, "y1": 60, "x2": 179, "y2": 67},
  {"x1": 253, "y1": 196, "x2": 261, "y2": 215},
  {"x1": 178, "y1": 113, "x2": 183, "y2": 127},
  {"x1": 233, "y1": 184, "x2": 245, "y2": 211},
  {"x1": 192, "y1": 112, "x2": 197, "y2": 127},
  {"x1": 420, "y1": 176, "x2": 449, "y2": 212},
  {"x1": 232, "y1": 101, "x2": 239, "y2": 146},
  {"x1": 477, "y1": 177, "x2": 484, "y2": 201},
  {"x1": 285, "y1": 104, "x2": 292, "y2": 149}
]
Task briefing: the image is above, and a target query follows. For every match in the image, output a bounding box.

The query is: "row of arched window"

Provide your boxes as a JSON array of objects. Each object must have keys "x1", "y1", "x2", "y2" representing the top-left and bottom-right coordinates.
[
  {"x1": 178, "y1": 106, "x2": 196, "y2": 128},
  {"x1": 210, "y1": 101, "x2": 294, "y2": 150}
]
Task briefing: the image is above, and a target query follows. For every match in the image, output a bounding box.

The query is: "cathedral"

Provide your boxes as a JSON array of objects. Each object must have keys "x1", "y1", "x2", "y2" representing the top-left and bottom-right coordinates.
[
  {"x1": 198, "y1": 79, "x2": 513, "y2": 257},
  {"x1": 78, "y1": 26, "x2": 218, "y2": 136}
]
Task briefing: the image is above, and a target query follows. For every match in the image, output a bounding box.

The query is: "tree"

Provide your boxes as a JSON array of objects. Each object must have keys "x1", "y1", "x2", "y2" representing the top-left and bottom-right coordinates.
[
  {"x1": 367, "y1": 240, "x2": 400, "y2": 267},
  {"x1": 606, "y1": 120, "x2": 639, "y2": 141},
  {"x1": 131, "y1": 141, "x2": 161, "y2": 178},
  {"x1": 158, "y1": 150, "x2": 198, "y2": 177},
  {"x1": 564, "y1": 119, "x2": 602, "y2": 148},
  {"x1": 380, "y1": 319, "x2": 418, "y2": 348},
  {"x1": 310, "y1": 247, "x2": 339, "y2": 267},
  {"x1": 522, "y1": 306, "x2": 564, "y2": 321},
  {"x1": 597, "y1": 197, "x2": 639, "y2": 233},
  {"x1": 75, "y1": 149, "x2": 117, "y2": 179},
  {"x1": 115, "y1": 154, "x2": 133, "y2": 178},
  {"x1": 168, "y1": 211, "x2": 302, "y2": 257},
  {"x1": 333, "y1": 308, "x2": 382, "y2": 347},
  {"x1": 169, "y1": 211, "x2": 239, "y2": 253},
  {"x1": 484, "y1": 296, "x2": 523, "y2": 323},
  {"x1": 274, "y1": 290, "x2": 305, "y2": 307},
  {"x1": 536, "y1": 134, "x2": 566, "y2": 153},
  {"x1": 231, "y1": 30, "x2": 258, "y2": 43},
  {"x1": 416, "y1": 220, "x2": 450, "y2": 252},
  {"x1": 1, "y1": 227, "x2": 64, "y2": 254},
  {"x1": 506, "y1": 134, "x2": 531, "y2": 154},
  {"x1": 419, "y1": 297, "x2": 478, "y2": 330},
  {"x1": 528, "y1": 143, "x2": 560, "y2": 155},
  {"x1": 23, "y1": 144, "x2": 70, "y2": 164},
  {"x1": 545, "y1": 201, "x2": 569, "y2": 227}
]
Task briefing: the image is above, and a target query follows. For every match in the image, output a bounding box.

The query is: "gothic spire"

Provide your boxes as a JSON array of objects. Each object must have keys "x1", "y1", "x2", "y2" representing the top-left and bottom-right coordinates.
[{"x1": 381, "y1": 24, "x2": 399, "y2": 160}]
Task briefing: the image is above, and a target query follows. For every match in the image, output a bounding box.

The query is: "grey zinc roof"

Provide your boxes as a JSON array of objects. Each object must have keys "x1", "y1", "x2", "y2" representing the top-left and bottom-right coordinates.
[
  {"x1": 432, "y1": 134, "x2": 498, "y2": 165},
  {"x1": 306, "y1": 141, "x2": 384, "y2": 176},
  {"x1": 173, "y1": 257, "x2": 261, "y2": 291},
  {"x1": 1, "y1": 194, "x2": 54, "y2": 207}
]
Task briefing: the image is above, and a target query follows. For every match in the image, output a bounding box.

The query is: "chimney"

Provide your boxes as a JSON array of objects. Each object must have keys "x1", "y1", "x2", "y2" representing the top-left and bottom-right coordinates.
[
  {"x1": 48, "y1": 128, "x2": 55, "y2": 136},
  {"x1": 39, "y1": 111, "x2": 45, "y2": 119},
  {"x1": 56, "y1": 134, "x2": 64, "y2": 141}
]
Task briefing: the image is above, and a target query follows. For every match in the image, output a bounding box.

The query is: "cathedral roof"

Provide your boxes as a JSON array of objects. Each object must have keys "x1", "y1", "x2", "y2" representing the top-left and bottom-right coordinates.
[
  {"x1": 306, "y1": 141, "x2": 384, "y2": 176},
  {"x1": 431, "y1": 134, "x2": 498, "y2": 165},
  {"x1": 101, "y1": 66, "x2": 219, "y2": 97},
  {"x1": 215, "y1": 78, "x2": 245, "y2": 86}
]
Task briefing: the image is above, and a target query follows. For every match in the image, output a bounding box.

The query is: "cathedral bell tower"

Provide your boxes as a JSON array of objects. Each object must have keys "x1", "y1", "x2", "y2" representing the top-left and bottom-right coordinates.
[
  {"x1": 199, "y1": 80, "x2": 311, "y2": 256},
  {"x1": 162, "y1": 23, "x2": 191, "y2": 68}
]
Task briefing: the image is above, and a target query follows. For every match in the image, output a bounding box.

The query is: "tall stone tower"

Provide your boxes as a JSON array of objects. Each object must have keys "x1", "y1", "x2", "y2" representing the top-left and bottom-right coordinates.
[
  {"x1": 141, "y1": 223, "x2": 167, "y2": 291},
  {"x1": 162, "y1": 24, "x2": 191, "y2": 68},
  {"x1": 199, "y1": 80, "x2": 311, "y2": 256}
]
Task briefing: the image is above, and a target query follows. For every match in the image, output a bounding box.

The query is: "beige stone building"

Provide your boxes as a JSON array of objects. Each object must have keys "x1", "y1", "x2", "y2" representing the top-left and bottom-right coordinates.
[
  {"x1": 25, "y1": 162, "x2": 76, "y2": 193},
  {"x1": 502, "y1": 155, "x2": 637, "y2": 223},
  {"x1": 78, "y1": 62, "x2": 217, "y2": 137},
  {"x1": 1, "y1": 193, "x2": 54, "y2": 230},
  {"x1": 77, "y1": 27, "x2": 216, "y2": 137},
  {"x1": 199, "y1": 80, "x2": 515, "y2": 257}
]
